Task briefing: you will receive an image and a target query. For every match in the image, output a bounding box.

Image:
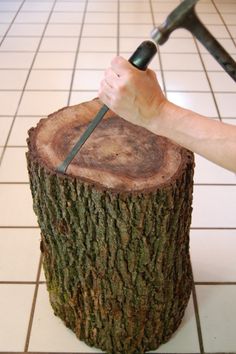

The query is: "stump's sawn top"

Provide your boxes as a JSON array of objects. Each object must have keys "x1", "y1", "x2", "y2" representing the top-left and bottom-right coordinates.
[{"x1": 27, "y1": 98, "x2": 193, "y2": 192}]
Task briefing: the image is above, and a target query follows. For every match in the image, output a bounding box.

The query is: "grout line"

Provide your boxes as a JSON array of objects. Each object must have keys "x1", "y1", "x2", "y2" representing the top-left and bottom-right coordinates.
[
  {"x1": 0, "y1": 226, "x2": 39, "y2": 229},
  {"x1": 1, "y1": 50, "x2": 235, "y2": 55},
  {"x1": 24, "y1": 253, "x2": 43, "y2": 352},
  {"x1": 3, "y1": 9, "x2": 236, "y2": 15},
  {"x1": 192, "y1": 284, "x2": 205, "y2": 354},
  {"x1": 0, "y1": 21, "x2": 232, "y2": 26},
  {"x1": 66, "y1": 0, "x2": 89, "y2": 105},
  {"x1": 0, "y1": 281, "x2": 45, "y2": 285},
  {"x1": 0, "y1": 0, "x2": 59, "y2": 169},
  {"x1": 0, "y1": 182, "x2": 29, "y2": 185}
]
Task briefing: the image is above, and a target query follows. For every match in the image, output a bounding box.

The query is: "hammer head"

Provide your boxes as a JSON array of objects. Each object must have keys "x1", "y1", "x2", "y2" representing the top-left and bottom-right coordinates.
[{"x1": 151, "y1": 0, "x2": 199, "y2": 45}]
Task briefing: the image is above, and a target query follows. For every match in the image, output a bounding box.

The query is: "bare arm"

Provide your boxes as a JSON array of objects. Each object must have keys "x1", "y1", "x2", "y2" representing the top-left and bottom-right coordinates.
[{"x1": 98, "y1": 56, "x2": 236, "y2": 173}]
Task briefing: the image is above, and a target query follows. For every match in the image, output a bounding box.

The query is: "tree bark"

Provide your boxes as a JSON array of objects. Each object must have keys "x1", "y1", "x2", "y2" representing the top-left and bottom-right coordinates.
[{"x1": 26, "y1": 98, "x2": 194, "y2": 354}]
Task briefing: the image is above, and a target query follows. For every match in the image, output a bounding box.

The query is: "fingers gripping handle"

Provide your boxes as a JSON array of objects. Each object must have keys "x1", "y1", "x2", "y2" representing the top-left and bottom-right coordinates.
[{"x1": 57, "y1": 40, "x2": 157, "y2": 174}]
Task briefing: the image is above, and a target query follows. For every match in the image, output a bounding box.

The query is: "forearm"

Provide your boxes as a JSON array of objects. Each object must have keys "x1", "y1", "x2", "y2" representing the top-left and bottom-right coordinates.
[{"x1": 148, "y1": 101, "x2": 236, "y2": 173}]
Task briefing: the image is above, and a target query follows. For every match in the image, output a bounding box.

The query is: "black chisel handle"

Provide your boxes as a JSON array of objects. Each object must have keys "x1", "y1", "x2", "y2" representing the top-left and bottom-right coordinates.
[
  {"x1": 128, "y1": 40, "x2": 157, "y2": 70},
  {"x1": 57, "y1": 40, "x2": 157, "y2": 174}
]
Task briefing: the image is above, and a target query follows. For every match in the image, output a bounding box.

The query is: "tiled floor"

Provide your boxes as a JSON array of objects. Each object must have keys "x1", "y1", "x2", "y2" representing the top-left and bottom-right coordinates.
[{"x1": 0, "y1": 0, "x2": 236, "y2": 353}]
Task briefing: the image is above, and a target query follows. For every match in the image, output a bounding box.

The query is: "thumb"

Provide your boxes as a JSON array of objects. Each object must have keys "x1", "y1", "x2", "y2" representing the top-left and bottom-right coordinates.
[{"x1": 111, "y1": 56, "x2": 134, "y2": 76}]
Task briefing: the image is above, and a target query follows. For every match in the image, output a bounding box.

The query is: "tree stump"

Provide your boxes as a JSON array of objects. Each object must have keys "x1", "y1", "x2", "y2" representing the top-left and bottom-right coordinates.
[{"x1": 26, "y1": 98, "x2": 194, "y2": 354}]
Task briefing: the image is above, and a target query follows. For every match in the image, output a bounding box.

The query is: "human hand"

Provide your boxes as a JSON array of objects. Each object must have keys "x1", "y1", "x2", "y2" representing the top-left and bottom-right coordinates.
[{"x1": 98, "y1": 56, "x2": 167, "y2": 130}]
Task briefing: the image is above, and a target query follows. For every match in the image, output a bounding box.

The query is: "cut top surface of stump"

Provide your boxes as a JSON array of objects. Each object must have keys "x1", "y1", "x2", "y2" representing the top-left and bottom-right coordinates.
[{"x1": 28, "y1": 98, "x2": 192, "y2": 192}]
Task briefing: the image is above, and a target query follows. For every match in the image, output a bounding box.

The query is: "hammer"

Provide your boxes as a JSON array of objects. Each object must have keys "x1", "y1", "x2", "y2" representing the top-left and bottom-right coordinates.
[
  {"x1": 57, "y1": 0, "x2": 236, "y2": 174},
  {"x1": 151, "y1": 0, "x2": 236, "y2": 81}
]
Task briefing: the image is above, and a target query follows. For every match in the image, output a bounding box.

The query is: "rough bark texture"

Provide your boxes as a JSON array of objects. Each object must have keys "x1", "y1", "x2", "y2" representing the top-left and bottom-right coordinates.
[{"x1": 26, "y1": 99, "x2": 194, "y2": 354}]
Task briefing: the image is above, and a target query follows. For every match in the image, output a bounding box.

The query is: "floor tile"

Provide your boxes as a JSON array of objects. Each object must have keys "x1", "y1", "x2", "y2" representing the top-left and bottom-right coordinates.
[
  {"x1": 167, "y1": 92, "x2": 218, "y2": 117},
  {"x1": 14, "y1": 11, "x2": 50, "y2": 24},
  {"x1": 0, "y1": 147, "x2": 28, "y2": 182},
  {"x1": 161, "y1": 53, "x2": 203, "y2": 71},
  {"x1": 196, "y1": 285, "x2": 236, "y2": 352},
  {"x1": 169, "y1": 28, "x2": 192, "y2": 39},
  {"x1": 69, "y1": 91, "x2": 97, "y2": 106},
  {"x1": 152, "y1": 2, "x2": 180, "y2": 12},
  {"x1": 0, "y1": 228, "x2": 40, "y2": 281},
  {"x1": 0, "y1": 23, "x2": 10, "y2": 36},
  {"x1": 0, "y1": 1, "x2": 21, "y2": 11},
  {"x1": 0, "y1": 284, "x2": 35, "y2": 351},
  {"x1": 82, "y1": 24, "x2": 117, "y2": 37},
  {"x1": 164, "y1": 71, "x2": 210, "y2": 92},
  {"x1": 208, "y1": 71, "x2": 236, "y2": 92},
  {"x1": 39, "y1": 37, "x2": 78, "y2": 52},
  {"x1": 120, "y1": 2, "x2": 150, "y2": 12},
  {"x1": 0, "y1": 12, "x2": 16, "y2": 24},
  {"x1": 215, "y1": 93, "x2": 236, "y2": 117},
  {"x1": 159, "y1": 38, "x2": 197, "y2": 53},
  {"x1": 87, "y1": 1, "x2": 117, "y2": 12},
  {"x1": 0, "y1": 69, "x2": 28, "y2": 89},
  {"x1": 228, "y1": 25, "x2": 236, "y2": 38},
  {"x1": 21, "y1": 1, "x2": 54, "y2": 11},
  {"x1": 8, "y1": 116, "x2": 41, "y2": 146},
  {"x1": 195, "y1": 2, "x2": 217, "y2": 13},
  {"x1": 192, "y1": 185, "x2": 236, "y2": 228},
  {"x1": 73, "y1": 69, "x2": 103, "y2": 90},
  {"x1": 215, "y1": 3, "x2": 236, "y2": 13},
  {"x1": 54, "y1": 1, "x2": 86, "y2": 12},
  {"x1": 49, "y1": 12, "x2": 83, "y2": 24},
  {"x1": 0, "y1": 184, "x2": 37, "y2": 226},
  {"x1": 80, "y1": 37, "x2": 117, "y2": 52},
  {"x1": 33, "y1": 52, "x2": 76, "y2": 69},
  {"x1": 0, "y1": 91, "x2": 21, "y2": 115},
  {"x1": 85, "y1": 12, "x2": 117, "y2": 24},
  {"x1": 221, "y1": 13, "x2": 236, "y2": 25},
  {"x1": 76, "y1": 52, "x2": 115, "y2": 69},
  {"x1": 154, "y1": 12, "x2": 171, "y2": 25},
  {"x1": 0, "y1": 36, "x2": 41, "y2": 51},
  {"x1": 18, "y1": 91, "x2": 69, "y2": 116},
  {"x1": 194, "y1": 154, "x2": 236, "y2": 184},
  {"x1": 45, "y1": 24, "x2": 81, "y2": 37},
  {"x1": 28, "y1": 284, "x2": 103, "y2": 352},
  {"x1": 151, "y1": 296, "x2": 200, "y2": 353},
  {"x1": 190, "y1": 230, "x2": 236, "y2": 282},
  {"x1": 0, "y1": 117, "x2": 13, "y2": 146},
  {"x1": 120, "y1": 24, "x2": 152, "y2": 38},
  {"x1": 26, "y1": 69, "x2": 72, "y2": 90},
  {"x1": 205, "y1": 24, "x2": 231, "y2": 39},
  {"x1": 0, "y1": 52, "x2": 34, "y2": 69},
  {"x1": 8, "y1": 23, "x2": 45, "y2": 36},
  {"x1": 120, "y1": 12, "x2": 152, "y2": 24},
  {"x1": 198, "y1": 13, "x2": 223, "y2": 25}
]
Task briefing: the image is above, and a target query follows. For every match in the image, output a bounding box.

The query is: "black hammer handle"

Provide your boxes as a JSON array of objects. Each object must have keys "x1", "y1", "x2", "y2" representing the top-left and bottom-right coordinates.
[{"x1": 57, "y1": 40, "x2": 157, "y2": 174}]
